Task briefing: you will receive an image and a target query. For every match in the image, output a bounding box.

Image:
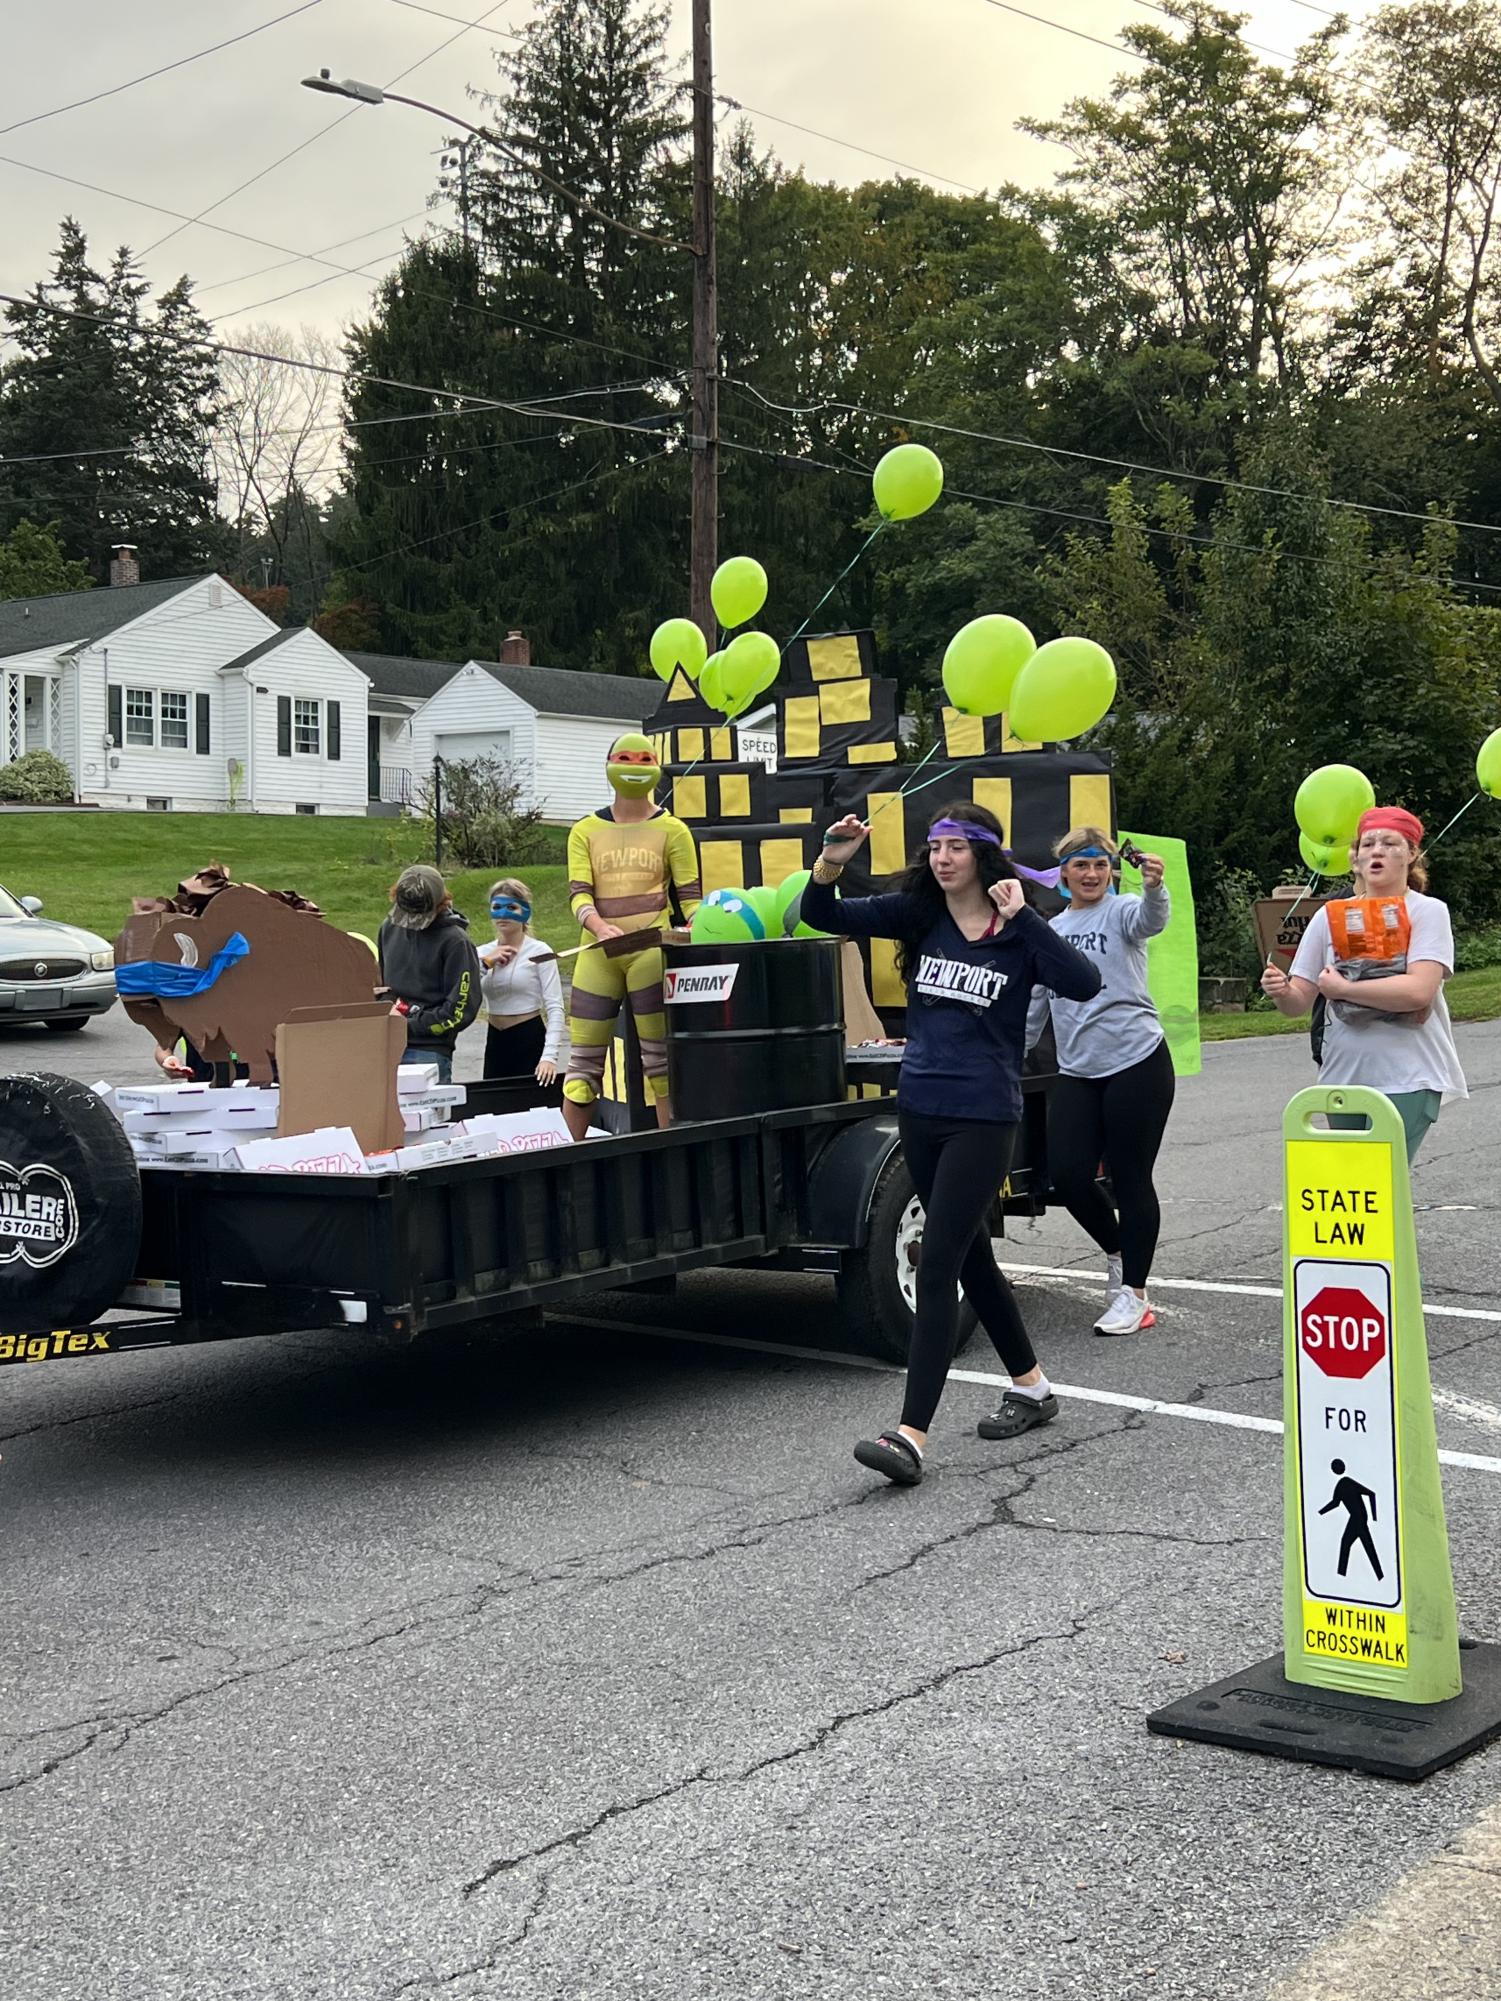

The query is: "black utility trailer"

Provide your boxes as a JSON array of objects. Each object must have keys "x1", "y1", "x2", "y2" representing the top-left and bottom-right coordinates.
[{"x1": 0, "y1": 1067, "x2": 1053, "y2": 1372}]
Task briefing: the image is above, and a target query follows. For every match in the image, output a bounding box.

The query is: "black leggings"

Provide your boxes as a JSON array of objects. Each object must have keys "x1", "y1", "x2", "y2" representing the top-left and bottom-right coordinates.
[
  {"x1": 897, "y1": 1111, "x2": 1039, "y2": 1433},
  {"x1": 1047, "y1": 1038, "x2": 1175, "y2": 1289},
  {"x1": 484, "y1": 1015, "x2": 546, "y2": 1080}
]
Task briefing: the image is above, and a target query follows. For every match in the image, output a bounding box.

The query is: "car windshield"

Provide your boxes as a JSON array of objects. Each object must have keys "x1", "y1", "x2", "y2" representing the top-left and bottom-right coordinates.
[{"x1": 0, "y1": 884, "x2": 28, "y2": 920}]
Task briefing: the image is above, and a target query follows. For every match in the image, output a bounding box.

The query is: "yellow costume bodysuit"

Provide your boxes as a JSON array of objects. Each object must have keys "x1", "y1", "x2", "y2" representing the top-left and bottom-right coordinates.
[{"x1": 564, "y1": 806, "x2": 702, "y2": 1106}]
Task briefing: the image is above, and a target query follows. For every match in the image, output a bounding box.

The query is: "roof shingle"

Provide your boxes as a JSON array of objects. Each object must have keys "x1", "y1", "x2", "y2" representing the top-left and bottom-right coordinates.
[{"x1": 0, "y1": 574, "x2": 204, "y2": 662}]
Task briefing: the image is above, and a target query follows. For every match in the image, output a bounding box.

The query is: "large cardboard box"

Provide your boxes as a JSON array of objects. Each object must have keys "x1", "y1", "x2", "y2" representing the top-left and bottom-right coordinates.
[
  {"x1": 1254, "y1": 892, "x2": 1332, "y2": 970},
  {"x1": 275, "y1": 1001, "x2": 406, "y2": 1156}
]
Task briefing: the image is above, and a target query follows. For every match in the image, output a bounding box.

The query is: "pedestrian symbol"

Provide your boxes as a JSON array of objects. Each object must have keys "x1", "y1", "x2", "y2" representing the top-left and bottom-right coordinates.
[{"x1": 1320, "y1": 1459, "x2": 1383, "y2": 1581}]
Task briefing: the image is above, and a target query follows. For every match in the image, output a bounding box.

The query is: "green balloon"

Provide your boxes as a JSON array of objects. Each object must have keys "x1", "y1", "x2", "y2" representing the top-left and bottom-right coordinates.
[
  {"x1": 773, "y1": 868, "x2": 833, "y2": 939},
  {"x1": 711, "y1": 556, "x2": 768, "y2": 630},
  {"x1": 745, "y1": 884, "x2": 780, "y2": 934},
  {"x1": 720, "y1": 629, "x2": 780, "y2": 712},
  {"x1": 1294, "y1": 764, "x2": 1375, "y2": 846},
  {"x1": 1299, "y1": 830, "x2": 1349, "y2": 878},
  {"x1": 649, "y1": 617, "x2": 707, "y2": 683},
  {"x1": 690, "y1": 887, "x2": 764, "y2": 944},
  {"x1": 699, "y1": 650, "x2": 726, "y2": 712},
  {"x1": 872, "y1": 443, "x2": 944, "y2": 522},
  {"x1": 1477, "y1": 726, "x2": 1501, "y2": 799},
  {"x1": 1007, "y1": 636, "x2": 1117, "y2": 742},
  {"x1": 941, "y1": 615, "x2": 1036, "y2": 718}
]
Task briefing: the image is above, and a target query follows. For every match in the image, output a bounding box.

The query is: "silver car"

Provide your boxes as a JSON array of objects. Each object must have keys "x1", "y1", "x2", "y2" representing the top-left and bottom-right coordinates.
[{"x1": 0, "y1": 884, "x2": 117, "y2": 1033}]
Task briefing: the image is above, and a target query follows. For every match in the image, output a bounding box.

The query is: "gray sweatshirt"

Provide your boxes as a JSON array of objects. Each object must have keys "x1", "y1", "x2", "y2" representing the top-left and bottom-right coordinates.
[{"x1": 1025, "y1": 887, "x2": 1170, "y2": 1078}]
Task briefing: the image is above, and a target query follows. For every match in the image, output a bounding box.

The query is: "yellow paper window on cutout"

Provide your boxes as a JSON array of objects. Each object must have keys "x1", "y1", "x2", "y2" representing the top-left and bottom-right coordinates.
[
  {"x1": 701, "y1": 840, "x2": 744, "y2": 894},
  {"x1": 943, "y1": 710, "x2": 986, "y2": 757},
  {"x1": 972, "y1": 778, "x2": 1013, "y2": 837},
  {"x1": 806, "y1": 634, "x2": 862, "y2": 681},
  {"x1": 866, "y1": 793, "x2": 907, "y2": 876},
  {"x1": 780, "y1": 807, "x2": 813, "y2": 823},
  {"x1": 710, "y1": 727, "x2": 732, "y2": 760},
  {"x1": 673, "y1": 775, "x2": 707, "y2": 820},
  {"x1": 1002, "y1": 717, "x2": 1042, "y2": 752},
  {"x1": 720, "y1": 773, "x2": 751, "y2": 817},
  {"x1": 1070, "y1": 773, "x2": 1113, "y2": 833},
  {"x1": 848, "y1": 741, "x2": 897, "y2": 765},
  {"x1": 666, "y1": 671, "x2": 696, "y2": 702},
  {"x1": 677, "y1": 728, "x2": 705, "y2": 763},
  {"x1": 759, "y1": 838, "x2": 806, "y2": 885},
  {"x1": 870, "y1": 936, "x2": 904, "y2": 1007},
  {"x1": 783, "y1": 696, "x2": 821, "y2": 759},
  {"x1": 819, "y1": 679, "x2": 872, "y2": 725}
]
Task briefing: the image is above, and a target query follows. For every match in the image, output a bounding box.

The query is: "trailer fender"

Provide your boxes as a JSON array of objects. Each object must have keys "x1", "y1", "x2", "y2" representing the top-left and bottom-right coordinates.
[
  {"x1": 804, "y1": 1113, "x2": 902, "y2": 1250},
  {"x1": 0, "y1": 1073, "x2": 142, "y2": 1335}
]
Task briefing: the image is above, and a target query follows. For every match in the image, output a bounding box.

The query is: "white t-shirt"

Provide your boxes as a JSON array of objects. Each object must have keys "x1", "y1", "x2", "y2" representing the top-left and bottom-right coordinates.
[
  {"x1": 1290, "y1": 891, "x2": 1467, "y2": 1100},
  {"x1": 478, "y1": 935, "x2": 566, "y2": 1065}
]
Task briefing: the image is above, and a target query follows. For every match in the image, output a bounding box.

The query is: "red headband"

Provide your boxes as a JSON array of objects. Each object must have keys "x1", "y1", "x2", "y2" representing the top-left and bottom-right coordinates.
[{"x1": 1358, "y1": 807, "x2": 1424, "y2": 847}]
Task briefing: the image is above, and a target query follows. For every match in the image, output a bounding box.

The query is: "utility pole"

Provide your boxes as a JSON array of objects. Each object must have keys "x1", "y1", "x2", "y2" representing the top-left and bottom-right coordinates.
[{"x1": 689, "y1": 0, "x2": 718, "y2": 648}]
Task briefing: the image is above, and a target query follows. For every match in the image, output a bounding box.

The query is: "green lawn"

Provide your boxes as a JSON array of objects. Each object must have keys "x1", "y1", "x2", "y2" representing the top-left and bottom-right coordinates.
[
  {"x1": 0, "y1": 813, "x2": 579, "y2": 950},
  {"x1": 1200, "y1": 963, "x2": 1501, "y2": 1041}
]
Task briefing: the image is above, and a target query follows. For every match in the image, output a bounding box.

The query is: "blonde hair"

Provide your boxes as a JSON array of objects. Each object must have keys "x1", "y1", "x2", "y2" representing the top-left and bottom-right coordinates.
[
  {"x1": 1351, "y1": 841, "x2": 1427, "y2": 897},
  {"x1": 1053, "y1": 825, "x2": 1118, "y2": 862},
  {"x1": 488, "y1": 877, "x2": 534, "y2": 933}
]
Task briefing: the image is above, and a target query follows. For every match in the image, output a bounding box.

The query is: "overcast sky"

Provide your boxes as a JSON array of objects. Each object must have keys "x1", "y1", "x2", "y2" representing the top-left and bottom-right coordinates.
[{"x1": 0, "y1": 0, "x2": 1372, "y2": 348}]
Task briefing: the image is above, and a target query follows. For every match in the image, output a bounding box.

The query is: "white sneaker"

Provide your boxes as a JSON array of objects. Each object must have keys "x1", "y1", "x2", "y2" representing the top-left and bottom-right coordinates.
[
  {"x1": 1094, "y1": 1287, "x2": 1154, "y2": 1337},
  {"x1": 1107, "y1": 1253, "x2": 1124, "y2": 1299}
]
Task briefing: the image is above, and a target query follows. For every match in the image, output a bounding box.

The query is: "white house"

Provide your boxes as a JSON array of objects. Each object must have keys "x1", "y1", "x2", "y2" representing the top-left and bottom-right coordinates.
[
  {"x1": 0, "y1": 560, "x2": 369, "y2": 814},
  {"x1": 362, "y1": 637, "x2": 657, "y2": 823}
]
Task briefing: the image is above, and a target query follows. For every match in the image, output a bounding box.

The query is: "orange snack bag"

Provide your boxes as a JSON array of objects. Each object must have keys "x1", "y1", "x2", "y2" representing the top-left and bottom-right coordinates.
[{"x1": 1327, "y1": 896, "x2": 1410, "y2": 964}]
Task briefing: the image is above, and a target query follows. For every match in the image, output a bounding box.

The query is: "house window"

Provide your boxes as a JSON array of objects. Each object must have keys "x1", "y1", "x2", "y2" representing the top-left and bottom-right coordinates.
[
  {"x1": 125, "y1": 689, "x2": 155, "y2": 747},
  {"x1": 294, "y1": 698, "x2": 321, "y2": 755},
  {"x1": 160, "y1": 691, "x2": 189, "y2": 751},
  {"x1": 146, "y1": 797, "x2": 171, "y2": 812},
  {"x1": 294, "y1": 803, "x2": 318, "y2": 816}
]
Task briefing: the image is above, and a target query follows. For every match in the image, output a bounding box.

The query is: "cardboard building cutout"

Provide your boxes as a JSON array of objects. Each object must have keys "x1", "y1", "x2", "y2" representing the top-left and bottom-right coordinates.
[{"x1": 115, "y1": 883, "x2": 380, "y2": 1084}]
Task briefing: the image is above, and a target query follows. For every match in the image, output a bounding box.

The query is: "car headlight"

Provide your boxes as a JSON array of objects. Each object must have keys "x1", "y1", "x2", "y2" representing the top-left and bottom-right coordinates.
[{"x1": 91, "y1": 950, "x2": 115, "y2": 972}]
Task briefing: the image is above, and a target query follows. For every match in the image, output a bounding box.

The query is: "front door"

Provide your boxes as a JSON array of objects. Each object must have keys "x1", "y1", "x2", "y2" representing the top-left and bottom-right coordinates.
[{"x1": 367, "y1": 716, "x2": 381, "y2": 799}]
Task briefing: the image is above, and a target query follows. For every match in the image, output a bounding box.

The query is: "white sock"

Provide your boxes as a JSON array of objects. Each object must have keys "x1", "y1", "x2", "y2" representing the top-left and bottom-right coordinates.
[{"x1": 1010, "y1": 1374, "x2": 1052, "y2": 1401}]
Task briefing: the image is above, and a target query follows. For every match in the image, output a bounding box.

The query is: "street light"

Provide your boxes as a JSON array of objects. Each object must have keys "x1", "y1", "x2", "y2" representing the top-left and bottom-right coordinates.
[{"x1": 299, "y1": 43, "x2": 718, "y2": 644}]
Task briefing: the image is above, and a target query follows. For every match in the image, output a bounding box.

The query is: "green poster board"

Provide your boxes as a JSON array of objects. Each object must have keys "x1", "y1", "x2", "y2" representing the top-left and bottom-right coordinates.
[{"x1": 1119, "y1": 832, "x2": 1200, "y2": 1079}]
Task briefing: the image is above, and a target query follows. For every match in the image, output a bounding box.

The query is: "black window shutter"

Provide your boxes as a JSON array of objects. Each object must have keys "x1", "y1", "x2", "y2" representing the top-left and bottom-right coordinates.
[
  {"x1": 277, "y1": 696, "x2": 291, "y2": 757},
  {"x1": 195, "y1": 693, "x2": 210, "y2": 755},
  {"x1": 327, "y1": 699, "x2": 341, "y2": 761},
  {"x1": 107, "y1": 685, "x2": 122, "y2": 743}
]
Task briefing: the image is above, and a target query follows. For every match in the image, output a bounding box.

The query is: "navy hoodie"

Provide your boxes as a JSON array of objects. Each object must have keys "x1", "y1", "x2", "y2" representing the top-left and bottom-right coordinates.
[{"x1": 802, "y1": 878, "x2": 1101, "y2": 1124}]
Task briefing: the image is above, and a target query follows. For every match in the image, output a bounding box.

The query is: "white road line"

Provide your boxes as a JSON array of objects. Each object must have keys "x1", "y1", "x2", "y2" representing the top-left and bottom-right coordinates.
[
  {"x1": 998, "y1": 1263, "x2": 1501, "y2": 1325},
  {"x1": 560, "y1": 1318, "x2": 1501, "y2": 1477},
  {"x1": 1432, "y1": 1387, "x2": 1501, "y2": 1437}
]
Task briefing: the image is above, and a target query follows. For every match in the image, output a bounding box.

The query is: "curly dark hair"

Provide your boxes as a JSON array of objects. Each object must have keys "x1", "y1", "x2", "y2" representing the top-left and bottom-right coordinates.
[{"x1": 890, "y1": 798, "x2": 1025, "y2": 989}]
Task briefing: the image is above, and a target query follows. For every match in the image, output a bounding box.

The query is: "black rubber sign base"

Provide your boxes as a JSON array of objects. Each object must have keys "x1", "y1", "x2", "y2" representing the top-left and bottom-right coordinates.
[{"x1": 1147, "y1": 1643, "x2": 1501, "y2": 1781}]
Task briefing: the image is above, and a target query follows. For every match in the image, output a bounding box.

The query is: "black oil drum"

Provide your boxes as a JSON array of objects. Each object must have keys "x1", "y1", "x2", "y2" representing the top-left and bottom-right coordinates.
[{"x1": 664, "y1": 938, "x2": 845, "y2": 1121}]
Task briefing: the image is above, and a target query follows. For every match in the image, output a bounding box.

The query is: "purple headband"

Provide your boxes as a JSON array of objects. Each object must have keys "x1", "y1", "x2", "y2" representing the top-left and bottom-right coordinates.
[{"x1": 928, "y1": 819, "x2": 1062, "y2": 889}]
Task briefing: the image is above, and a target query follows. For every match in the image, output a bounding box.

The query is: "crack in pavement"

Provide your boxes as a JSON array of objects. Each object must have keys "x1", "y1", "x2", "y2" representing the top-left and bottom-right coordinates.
[
  {"x1": 460, "y1": 1583, "x2": 1145, "y2": 1901},
  {"x1": 0, "y1": 1390, "x2": 183, "y2": 1444},
  {"x1": 386, "y1": 1877, "x2": 552, "y2": 1997}
]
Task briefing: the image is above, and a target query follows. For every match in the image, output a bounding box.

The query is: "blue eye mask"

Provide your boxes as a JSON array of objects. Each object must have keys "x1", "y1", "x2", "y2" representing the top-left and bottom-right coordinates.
[{"x1": 490, "y1": 899, "x2": 531, "y2": 924}]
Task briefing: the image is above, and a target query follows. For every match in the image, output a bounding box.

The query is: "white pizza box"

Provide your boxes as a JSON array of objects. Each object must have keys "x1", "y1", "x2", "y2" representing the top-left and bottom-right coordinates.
[
  {"x1": 123, "y1": 1100, "x2": 280, "y2": 1134},
  {"x1": 131, "y1": 1125, "x2": 263, "y2": 1156},
  {"x1": 113, "y1": 1081, "x2": 279, "y2": 1114},
  {"x1": 397, "y1": 1065, "x2": 469, "y2": 1100},
  {"x1": 401, "y1": 1102, "x2": 454, "y2": 1134},
  {"x1": 136, "y1": 1148, "x2": 241, "y2": 1172},
  {"x1": 232, "y1": 1126, "x2": 369, "y2": 1175},
  {"x1": 460, "y1": 1109, "x2": 573, "y2": 1157},
  {"x1": 401, "y1": 1083, "x2": 467, "y2": 1111}
]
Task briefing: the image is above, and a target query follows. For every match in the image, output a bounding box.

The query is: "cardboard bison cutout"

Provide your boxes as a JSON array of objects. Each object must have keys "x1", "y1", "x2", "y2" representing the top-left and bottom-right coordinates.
[{"x1": 115, "y1": 884, "x2": 379, "y2": 1083}]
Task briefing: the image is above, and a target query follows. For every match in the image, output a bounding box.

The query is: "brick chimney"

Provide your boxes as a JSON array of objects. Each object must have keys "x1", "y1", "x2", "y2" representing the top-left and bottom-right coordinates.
[
  {"x1": 109, "y1": 544, "x2": 140, "y2": 588},
  {"x1": 499, "y1": 629, "x2": 531, "y2": 666}
]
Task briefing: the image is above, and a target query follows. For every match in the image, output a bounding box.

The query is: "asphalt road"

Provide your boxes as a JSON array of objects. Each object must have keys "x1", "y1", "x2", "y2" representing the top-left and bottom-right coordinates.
[{"x1": 3, "y1": 1008, "x2": 1501, "y2": 1999}]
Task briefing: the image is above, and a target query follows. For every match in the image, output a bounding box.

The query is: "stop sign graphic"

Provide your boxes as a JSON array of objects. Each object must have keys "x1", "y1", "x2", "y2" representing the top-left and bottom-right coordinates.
[{"x1": 1300, "y1": 1285, "x2": 1388, "y2": 1380}]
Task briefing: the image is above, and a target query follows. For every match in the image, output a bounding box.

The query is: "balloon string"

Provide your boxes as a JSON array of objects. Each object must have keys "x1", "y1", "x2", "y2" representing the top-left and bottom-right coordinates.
[
  {"x1": 869, "y1": 739, "x2": 949, "y2": 818},
  {"x1": 1264, "y1": 873, "x2": 1321, "y2": 968},
  {"x1": 1420, "y1": 789, "x2": 1481, "y2": 861},
  {"x1": 780, "y1": 520, "x2": 889, "y2": 661}
]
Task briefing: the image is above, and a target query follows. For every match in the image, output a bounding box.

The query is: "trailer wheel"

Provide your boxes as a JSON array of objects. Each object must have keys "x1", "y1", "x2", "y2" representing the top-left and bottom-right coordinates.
[
  {"x1": 835, "y1": 1151, "x2": 979, "y2": 1365},
  {"x1": 0, "y1": 1073, "x2": 141, "y2": 1332}
]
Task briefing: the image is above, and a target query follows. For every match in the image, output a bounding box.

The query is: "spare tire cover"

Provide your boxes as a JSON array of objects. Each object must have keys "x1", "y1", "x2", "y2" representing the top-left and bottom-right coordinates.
[{"x1": 0, "y1": 1073, "x2": 142, "y2": 1332}]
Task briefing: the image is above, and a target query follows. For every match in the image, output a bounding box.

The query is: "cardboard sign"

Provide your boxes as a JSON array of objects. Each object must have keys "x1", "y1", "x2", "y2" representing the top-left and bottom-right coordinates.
[
  {"x1": 1255, "y1": 894, "x2": 1331, "y2": 970},
  {"x1": 275, "y1": 1001, "x2": 406, "y2": 1156}
]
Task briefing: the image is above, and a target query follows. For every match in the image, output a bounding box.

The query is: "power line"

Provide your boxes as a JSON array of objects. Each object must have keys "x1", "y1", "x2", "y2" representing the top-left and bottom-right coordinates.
[
  {"x1": 206, "y1": 244, "x2": 415, "y2": 323},
  {"x1": 387, "y1": 0, "x2": 524, "y2": 40},
  {"x1": 720, "y1": 378, "x2": 1501, "y2": 544},
  {"x1": 715, "y1": 95, "x2": 983, "y2": 195},
  {"x1": 138, "y1": 0, "x2": 515, "y2": 259},
  {"x1": 0, "y1": 1, "x2": 327, "y2": 139},
  {"x1": 981, "y1": 0, "x2": 1151, "y2": 64},
  {"x1": 192, "y1": 210, "x2": 431, "y2": 297}
]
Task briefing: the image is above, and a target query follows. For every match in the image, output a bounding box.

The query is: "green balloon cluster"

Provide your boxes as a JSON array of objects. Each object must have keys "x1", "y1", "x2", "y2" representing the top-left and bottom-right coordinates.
[
  {"x1": 691, "y1": 887, "x2": 767, "y2": 944},
  {"x1": 1294, "y1": 764, "x2": 1375, "y2": 848},
  {"x1": 1008, "y1": 636, "x2": 1118, "y2": 742},
  {"x1": 872, "y1": 443, "x2": 944, "y2": 522},
  {"x1": 649, "y1": 617, "x2": 707, "y2": 684},
  {"x1": 1477, "y1": 726, "x2": 1501, "y2": 800},
  {"x1": 1298, "y1": 830, "x2": 1349, "y2": 878},
  {"x1": 772, "y1": 868, "x2": 834, "y2": 939},
  {"x1": 941, "y1": 615, "x2": 1036, "y2": 718},
  {"x1": 711, "y1": 556, "x2": 768, "y2": 630},
  {"x1": 718, "y1": 629, "x2": 780, "y2": 718}
]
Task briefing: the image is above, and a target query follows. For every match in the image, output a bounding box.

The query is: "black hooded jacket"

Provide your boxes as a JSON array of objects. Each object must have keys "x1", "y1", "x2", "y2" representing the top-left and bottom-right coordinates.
[{"x1": 378, "y1": 909, "x2": 482, "y2": 1051}]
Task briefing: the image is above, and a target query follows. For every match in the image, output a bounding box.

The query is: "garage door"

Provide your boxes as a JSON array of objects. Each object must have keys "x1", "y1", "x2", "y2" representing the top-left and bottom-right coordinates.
[{"x1": 436, "y1": 730, "x2": 514, "y2": 767}]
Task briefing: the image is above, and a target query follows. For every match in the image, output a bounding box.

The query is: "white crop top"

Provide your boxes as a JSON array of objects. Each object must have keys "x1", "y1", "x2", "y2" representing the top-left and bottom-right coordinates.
[{"x1": 478, "y1": 935, "x2": 566, "y2": 1065}]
